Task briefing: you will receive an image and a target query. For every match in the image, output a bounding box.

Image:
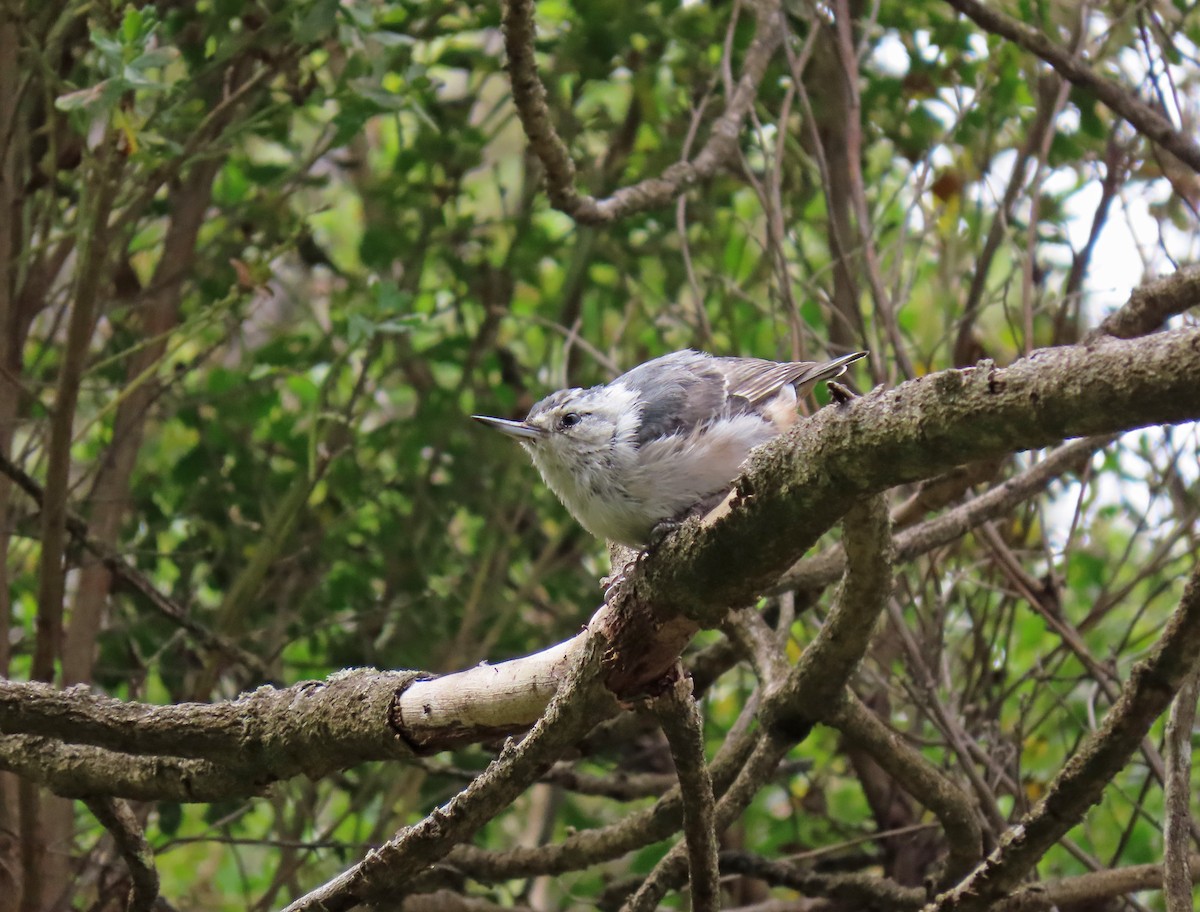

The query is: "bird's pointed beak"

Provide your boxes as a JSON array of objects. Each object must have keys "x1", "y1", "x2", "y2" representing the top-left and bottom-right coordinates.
[{"x1": 472, "y1": 414, "x2": 546, "y2": 441}]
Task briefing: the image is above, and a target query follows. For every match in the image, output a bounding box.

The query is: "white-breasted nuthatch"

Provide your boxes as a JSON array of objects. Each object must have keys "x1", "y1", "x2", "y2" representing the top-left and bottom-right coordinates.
[{"x1": 474, "y1": 349, "x2": 867, "y2": 547}]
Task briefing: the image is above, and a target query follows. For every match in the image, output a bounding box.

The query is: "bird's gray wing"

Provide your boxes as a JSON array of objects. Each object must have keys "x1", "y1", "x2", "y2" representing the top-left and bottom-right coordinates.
[
  {"x1": 619, "y1": 351, "x2": 729, "y2": 446},
  {"x1": 718, "y1": 353, "x2": 865, "y2": 405},
  {"x1": 716, "y1": 358, "x2": 816, "y2": 405}
]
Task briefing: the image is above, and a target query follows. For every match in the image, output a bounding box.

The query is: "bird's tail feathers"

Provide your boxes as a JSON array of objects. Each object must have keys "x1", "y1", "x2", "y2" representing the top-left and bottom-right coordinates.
[{"x1": 793, "y1": 351, "x2": 868, "y2": 391}]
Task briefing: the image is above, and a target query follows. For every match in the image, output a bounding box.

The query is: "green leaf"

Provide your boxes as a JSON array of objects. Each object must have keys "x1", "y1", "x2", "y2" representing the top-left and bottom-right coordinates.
[
  {"x1": 156, "y1": 802, "x2": 183, "y2": 837},
  {"x1": 296, "y1": 0, "x2": 340, "y2": 43},
  {"x1": 55, "y1": 81, "x2": 113, "y2": 112}
]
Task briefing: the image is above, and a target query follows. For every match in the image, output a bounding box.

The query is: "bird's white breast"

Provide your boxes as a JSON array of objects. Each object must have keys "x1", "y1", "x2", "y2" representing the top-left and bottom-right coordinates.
[
  {"x1": 619, "y1": 412, "x2": 778, "y2": 530},
  {"x1": 527, "y1": 383, "x2": 790, "y2": 546}
]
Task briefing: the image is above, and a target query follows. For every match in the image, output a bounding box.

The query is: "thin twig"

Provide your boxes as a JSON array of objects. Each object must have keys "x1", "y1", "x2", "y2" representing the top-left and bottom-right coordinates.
[
  {"x1": 502, "y1": 0, "x2": 784, "y2": 223},
  {"x1": 720, "y1": 852, "x2": 922, "y2": 909},
  {"x1": 772, "y1": 436, "x2": 1111, "y2": 595},
  {"x1": 721, "y1": 606, "x2": 789, "y2": 687},
  {"x1": 944, "y1": 0, "x2": 1200, "y2": 174},
  {"x1": 830, "y1": 692, "x2": 982, "y2": 883},
  {"x1": 831, "y1": 0, "x2": 914, "y2": 381},
  {"x1": 885, "y1": 594, "x2": 1007, "y2": 839},
  {"x1": 927, "y1": 561, "x2": 1200, "y2": 912},
  {"x1": 0, "y1": 450, "x2": 265, "y2": 674},
  {"x1": 83, "y1": 796, "x2": 161, "y2": 912},
  {"x1": 1163, "y1": 665, "x2": 1200, "y2": 912},
  {"x1": 953, "y1": 73, "x2": 1067, "y2": 366},
  {"x1": 639, "y1": 673, "x2": 720, "y2": 912}
]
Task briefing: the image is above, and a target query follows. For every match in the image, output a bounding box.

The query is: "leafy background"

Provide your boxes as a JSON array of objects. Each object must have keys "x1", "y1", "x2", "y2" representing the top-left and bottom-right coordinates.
[{"x1": 0, "y1": 0, "x2": 1197, "y2": 908}]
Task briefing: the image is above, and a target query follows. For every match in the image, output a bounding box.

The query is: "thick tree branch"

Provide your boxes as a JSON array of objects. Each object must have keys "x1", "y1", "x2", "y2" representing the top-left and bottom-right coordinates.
[
  {"x1": 394, "y1": 633, "x2": 603, "y2": 751},
  {"x1": 944, "y1": 0, "x2": 1200, "y2": 175},
  {"x1": 607, "y1": 326, "x2": 1200, "y2": 695},
  {"x1": 0, "y1": 670, "x2": 418, "y2": 779},
  {"x1": 1090, "y1": 266, "x2": 1200, "y2": 341},
  {"x1": 1, "y1": 330, "x2": 1196, "y2": 802},
  {"x1": 501, "y1": 0, "x2": 783, "y2": 223},
  {"x1": 0, "y1": 735, "x2": 251, "y2": 801},
  {"x1": 280, "y1": 634, "x2": 612, "y2": 912}
]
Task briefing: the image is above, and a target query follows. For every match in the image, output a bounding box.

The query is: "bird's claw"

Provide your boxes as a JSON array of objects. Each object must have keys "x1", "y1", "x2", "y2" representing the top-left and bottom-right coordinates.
[
  {"x1": 827, "y1": 380, "x2": 857, "y2": 405},
  {"x1": 646, "y1": 518, "x2": 682, "y2": 550},
  {"x1": 602, "y1": 558, "x2": 638, "y2": 602}
]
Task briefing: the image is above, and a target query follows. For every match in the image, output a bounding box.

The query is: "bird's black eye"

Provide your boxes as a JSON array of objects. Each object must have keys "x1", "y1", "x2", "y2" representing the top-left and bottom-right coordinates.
[{"x1": 559, "y1": 412, "x2": 582, "y2": 430}]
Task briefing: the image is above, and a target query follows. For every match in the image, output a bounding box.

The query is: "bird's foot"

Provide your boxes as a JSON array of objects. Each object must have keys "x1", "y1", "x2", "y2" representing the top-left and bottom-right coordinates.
[
  {"x1": 827, "y1": 380, "x2": 857, "y2": 405},
  {"x1": 645, "y1": 518, "x2": 682, "y2": 550},
  {"x1": 601, "y1": 558, "x2": 639, "y2": 603}
]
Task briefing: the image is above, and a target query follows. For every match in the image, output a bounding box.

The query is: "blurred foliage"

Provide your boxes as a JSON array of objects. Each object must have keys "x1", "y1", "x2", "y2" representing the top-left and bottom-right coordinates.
[{"x1": 0, "y1": 0, "x2": 1197, "y2": 908}]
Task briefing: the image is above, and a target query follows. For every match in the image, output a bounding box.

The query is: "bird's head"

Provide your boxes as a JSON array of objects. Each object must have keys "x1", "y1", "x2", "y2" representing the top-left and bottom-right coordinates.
[{"x1": 473, "y1": 383, "x2": 642, "y2": 476}]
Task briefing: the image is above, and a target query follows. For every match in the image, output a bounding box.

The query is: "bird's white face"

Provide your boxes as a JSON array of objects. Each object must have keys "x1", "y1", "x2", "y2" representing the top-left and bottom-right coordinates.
[
  {"x1": 500, "y1": 384, "x2": 644, "y2": 539},
  {"x1": 520, "y1": 383, "x2": 640, "y2": 469},
  {"x1": 473, "y1": 383, "x2": 647, "y2": 541}
]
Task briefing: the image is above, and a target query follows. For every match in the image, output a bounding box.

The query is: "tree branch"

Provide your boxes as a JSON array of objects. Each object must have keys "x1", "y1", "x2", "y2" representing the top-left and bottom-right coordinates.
[
  {"x1": 447, "y1": 704, "x2": 762, "y2": 881},
  {"x1": 33, "y1": 153, "x2": 118, "y2": 685},
  {"x1": 719, "y1": 852, "x2": 923, "y2": 909},
  {"x1": 927, "y1": 560, "x2": 1200, "y2": 912},
  {"x1": 998, "y1": 854, "x2": 1200, "y2": 910},
  {"x1": 1163, "y1": 665, "x2": 1200, "y2": 912},
  {"x1": 621, "y1": 731, "x2": 794, "y2": 911},
  {"x1": 280, "y1": 633, "x2": 612, "y2": 912},
  {"x1": 762, "y1": 494, "x2": 892, "y2": 737},
  {"x1": 82, "y1": 797, "x2": 160, "y2": 912},
  {"x1": 607, "y1": 325, "x2": 1200, "y2": 695},
  {"x1": 0, "y1": 735, "x2": 252, "y2": 802},
  {"x1": 0, "y1": 670, "x2": 418, "y2": 778},
  {"x1": 634, "y1": 674, "x2": 720, "y2": 912},
  {"x1": 501, "y1": 0, "x2": 784, "y2": 223},
  {"x1": 1090, "y1": 265, "x2": 1200, "y2": 341},
  {"x1": 719, "y1": 852, "x2": 1200, "y2": 911},
  {"x1": 773, "y1": 435, "x2": 1110, "y2": 595},
  {"x1": 394, "y1": 632, "x2": 604, "y2": 752},
  {"x1": 830, "y1": 693, "x2": 982, "y2": 884},
  {"x1": 944, "y1": 0, "x2": 1200, "y2": 175},
  {"x1": 2, "y1": 329, "x2": 1197, "y2": 804},
  {"x1": 0, "y1": 300, "x2": 1195, "y2": 891},
  {"x1": 621, "y1": 496, "x2": 893, "y2": 910}
]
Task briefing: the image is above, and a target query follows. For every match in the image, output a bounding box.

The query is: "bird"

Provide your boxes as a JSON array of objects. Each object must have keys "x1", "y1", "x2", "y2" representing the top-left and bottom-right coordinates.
[{"x1": 473, "y1": 349, "x2": 867, "y2": 547}]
